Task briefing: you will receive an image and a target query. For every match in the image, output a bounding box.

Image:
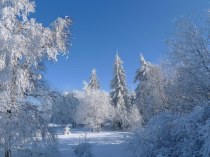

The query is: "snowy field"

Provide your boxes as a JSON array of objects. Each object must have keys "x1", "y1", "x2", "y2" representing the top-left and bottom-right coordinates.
[{"x1": 54, "y1": 126, "x2": 133, "y2": 157}]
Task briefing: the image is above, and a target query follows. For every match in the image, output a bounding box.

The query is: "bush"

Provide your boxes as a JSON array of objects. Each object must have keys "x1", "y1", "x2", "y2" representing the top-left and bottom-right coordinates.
[
  {"x1": 129, "y1": 105, "x2": 210, "y2": 157},
  {"x1": 74, "y1": 134, "x2": 94, "y2": 157}
]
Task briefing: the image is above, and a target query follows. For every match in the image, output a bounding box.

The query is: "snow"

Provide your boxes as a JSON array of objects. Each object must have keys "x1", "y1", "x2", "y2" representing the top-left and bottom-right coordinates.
[{"x1": 55, "y1": 126, "x2": 133, "y2": 157}]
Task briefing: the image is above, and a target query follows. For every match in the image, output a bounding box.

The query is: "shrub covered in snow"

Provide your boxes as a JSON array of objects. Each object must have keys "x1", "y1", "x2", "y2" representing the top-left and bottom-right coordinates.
[
  {"x1": 64, "y1": 125, "x2": 71, "y2": 134},
  {"x1": 74, "y1": 142, "x2": 94, "y2": 157},
  {"x1": 130, "y1": 105, "x2": 210, "y2": 157},
  {"x1": 74, "y1": 135, "x2": 94, "y2": 157}
]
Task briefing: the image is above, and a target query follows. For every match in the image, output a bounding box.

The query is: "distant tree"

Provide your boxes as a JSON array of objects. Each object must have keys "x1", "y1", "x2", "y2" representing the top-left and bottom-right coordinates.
[
  {"x1": 88, "y1": 69, "x2": 100, "y2": 90},
  {"x1": 50, "y1": 91, "x2": 79, "y2": 127},
  {"x1": 110, "y1": 53, "x2": 131, "y2": 130},
  {"x1": 129, "y1": 90, "x2": 136, "y2": 106},
  {"x1": 64, "y1": 92, "x2": 79, "y2": 128},
  {"x1": 75, "y1": 83, "x2": 112, "y2": 132},
  {"x1": 134, "y1": 55, "x2": 168, "y2": 123},
  {"x1": 127, "y1": 105, "x2": 142, "y2": 131},
  {"x1": 0, "y1": 0, "x2": 71, "y2": 156}
]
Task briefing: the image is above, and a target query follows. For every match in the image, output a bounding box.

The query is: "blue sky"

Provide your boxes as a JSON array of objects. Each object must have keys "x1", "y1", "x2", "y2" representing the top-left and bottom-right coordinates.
[{"x1": 33, "y1": 0, "x2": 208, "y2": 91}]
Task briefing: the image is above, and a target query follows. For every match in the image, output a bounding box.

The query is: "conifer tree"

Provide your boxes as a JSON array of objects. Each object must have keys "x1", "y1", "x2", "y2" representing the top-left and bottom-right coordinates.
[
  {"x1": 134, "y1": 55, "x2": 167, "y2": 123},
  {"x1": 110, "y1": 53, "x2": 131, "y2": 129},
  {"x1": 88, "y1": 69, "x2": 100, "y2": 90}
]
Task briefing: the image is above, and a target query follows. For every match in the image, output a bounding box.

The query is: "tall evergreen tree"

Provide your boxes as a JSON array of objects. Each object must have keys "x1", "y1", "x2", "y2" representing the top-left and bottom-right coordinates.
[
  {"x1": 88, "y1": 69, "x2": 100, "y2": 90},
  {"x1": 110, "y1": 53, "x2": 131, "y2": 129}
]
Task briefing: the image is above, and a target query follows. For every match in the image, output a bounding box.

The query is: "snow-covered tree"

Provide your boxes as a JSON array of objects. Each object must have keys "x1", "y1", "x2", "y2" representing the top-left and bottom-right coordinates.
[
  {"x1": 125, "y1": 105, "x2": 142, "y2": 131},
  {"x1": 49, "y1": 91, "x2": 78, "y2": 127},
  {"x1": 110, "y1": 54, "x2": 131, "y2": 129},
  {"x1": 110, "y1": 54, "x2": 130, "y2": 109},
  {"x1": 0, "y1": 0, "x2": 71, "y2": 156},
  {"x1": 64, "y1": 92, "x2": 79, "y2": 127},
  {"x1": 164, "y1": 17, "x2": 210, "y2": 112},
  {"x1": 129, "y1": 90, "x2": 136, "y2": 106},
  {"x1": 75, "y1": 83, "x2": 112, "y2": 131},
  {"x1": 134, "y1": 55, "x2": 168, "y2": 123},
  {"x1": 88, "y1": 69, "x2": 100, "y2": 90}
]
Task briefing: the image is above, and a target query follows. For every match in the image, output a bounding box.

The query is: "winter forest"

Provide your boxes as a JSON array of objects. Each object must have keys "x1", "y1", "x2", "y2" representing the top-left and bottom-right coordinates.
[{"x1": 0, "y1": 0, "x2": 209, "y2": 157}]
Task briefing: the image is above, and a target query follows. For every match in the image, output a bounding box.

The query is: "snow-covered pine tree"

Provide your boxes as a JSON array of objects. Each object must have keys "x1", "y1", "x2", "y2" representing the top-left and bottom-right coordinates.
[
  {"x1": 88, "y1": 69, "x2": 100, "y2": 90},
  {"x1": 0, "y1": 0, "x2": 71, "y2": 156},
  {"x1": 110, "y1": 53, "x2": 131, "y2": 130},
  {"x1": 134, "y1": 55, "x2": 168, "y2": 123}
]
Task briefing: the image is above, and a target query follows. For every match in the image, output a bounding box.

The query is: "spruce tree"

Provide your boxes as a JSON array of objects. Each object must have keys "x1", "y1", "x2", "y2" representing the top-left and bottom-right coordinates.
[
  {"x1": 110, "y1": 53, "x2": 130, "y2": 129},
  {"x1": 134, "y1": 55, "x2": 167, "y2": 123},
  {"x1": 88, "y1": 69, "x2": 100, "y2": 90}
]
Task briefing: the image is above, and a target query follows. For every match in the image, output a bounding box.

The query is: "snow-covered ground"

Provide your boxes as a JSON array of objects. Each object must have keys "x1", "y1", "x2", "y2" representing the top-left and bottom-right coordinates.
[{"x1": 55, "y1": 126, "x2": 133, "y2": 157}]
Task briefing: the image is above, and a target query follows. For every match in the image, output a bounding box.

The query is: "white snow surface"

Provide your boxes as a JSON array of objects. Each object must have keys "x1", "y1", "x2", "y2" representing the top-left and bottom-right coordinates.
[{"x1": 55, "y1": 126, "x2": 133, "y2": 157}]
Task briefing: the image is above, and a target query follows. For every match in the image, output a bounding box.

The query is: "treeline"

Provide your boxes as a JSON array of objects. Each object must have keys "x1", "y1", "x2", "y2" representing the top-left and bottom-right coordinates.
[{"x1": 49, "y1": 55, "x2": 142, "y2": 132}]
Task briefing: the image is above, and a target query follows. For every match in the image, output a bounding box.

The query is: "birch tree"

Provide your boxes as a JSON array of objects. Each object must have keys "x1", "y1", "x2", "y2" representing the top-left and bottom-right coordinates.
[{"x1": 0, "y1": 0, "x2": 71, "y2": 156}]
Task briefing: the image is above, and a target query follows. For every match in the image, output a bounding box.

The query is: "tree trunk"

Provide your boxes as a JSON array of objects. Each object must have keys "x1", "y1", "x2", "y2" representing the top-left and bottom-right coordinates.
[
  {"x1": 5, "y1": 149, "x2": 11, "y2": 157},
  {"x1": 72, "y1": 122, "x2": 76, "y2": 128}
]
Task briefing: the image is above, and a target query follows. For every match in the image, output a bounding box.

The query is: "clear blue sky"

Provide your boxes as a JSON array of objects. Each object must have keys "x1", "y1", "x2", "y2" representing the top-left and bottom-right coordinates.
[{"x1": 33, "y1": 0, "x2": 208, "y2": 91}]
